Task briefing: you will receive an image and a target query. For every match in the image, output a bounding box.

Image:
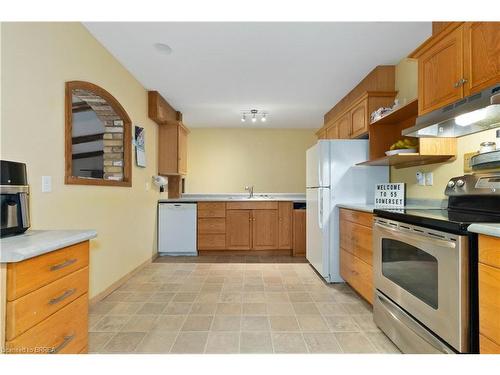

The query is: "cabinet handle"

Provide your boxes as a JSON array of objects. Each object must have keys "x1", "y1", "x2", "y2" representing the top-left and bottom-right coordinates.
[
  {"x1": 49, "y1": 288, "x2": 76, "y2": 305},
  {"x1": 454, "y1": 78, "x2": 468, "y2": 88},
  {"x1": 50, "y1": 258, "x2": 77, "y2": 271},
  {"x1": 50, "y1": 334, "x2": 75, "y2": 354}
]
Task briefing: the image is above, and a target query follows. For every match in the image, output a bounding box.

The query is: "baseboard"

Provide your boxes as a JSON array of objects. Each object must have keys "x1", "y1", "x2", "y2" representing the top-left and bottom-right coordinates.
[
  {"x1": 198, "y1": 250, "x2": 292, "y2": 256},
  {"x1": 89, "y1": 253, "x2": 158, "y2": 306}
]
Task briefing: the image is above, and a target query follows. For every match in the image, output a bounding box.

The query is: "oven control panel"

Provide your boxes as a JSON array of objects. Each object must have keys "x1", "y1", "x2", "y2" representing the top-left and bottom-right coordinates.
[{"x1": 445, "y1": 173, "x2": 500, "y2": 196}]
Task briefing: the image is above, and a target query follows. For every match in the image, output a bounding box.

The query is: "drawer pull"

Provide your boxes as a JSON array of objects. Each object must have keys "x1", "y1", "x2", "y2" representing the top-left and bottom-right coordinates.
[
  {"x1": 49, "y1": 288, "x2": 76, "y2": 305},
  {"x1": 50, "y1": 334, "x2": 75, "y2": 354},
  {"x1": 50, "y1": 258, "x2": 77, "y2": 271}
]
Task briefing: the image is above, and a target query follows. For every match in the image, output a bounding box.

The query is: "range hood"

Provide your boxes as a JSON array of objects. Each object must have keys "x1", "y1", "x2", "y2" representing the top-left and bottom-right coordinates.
[{"x1": 403, "y1": 84, "x2": 500, "y2": 138}]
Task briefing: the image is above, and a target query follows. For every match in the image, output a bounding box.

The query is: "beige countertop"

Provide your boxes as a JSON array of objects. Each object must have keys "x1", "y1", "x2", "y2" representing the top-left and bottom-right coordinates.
[{"x1": 468, "y1": 224, "x2": 500, "y2": 238}]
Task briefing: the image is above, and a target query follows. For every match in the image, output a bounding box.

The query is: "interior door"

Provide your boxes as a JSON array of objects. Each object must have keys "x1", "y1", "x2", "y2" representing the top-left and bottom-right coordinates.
[
  {"x1": 226, "y1": 210, "x2": 252, "y2": 250},
  {"x1": 252, "y1": 209, "x2": 279, "y2": 250}
]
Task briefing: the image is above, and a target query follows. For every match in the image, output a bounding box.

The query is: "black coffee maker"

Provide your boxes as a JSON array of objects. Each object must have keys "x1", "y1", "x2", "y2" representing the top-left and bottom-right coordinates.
[{"x1": 1, "y1": 160, "x2": 30, "y2": 237}]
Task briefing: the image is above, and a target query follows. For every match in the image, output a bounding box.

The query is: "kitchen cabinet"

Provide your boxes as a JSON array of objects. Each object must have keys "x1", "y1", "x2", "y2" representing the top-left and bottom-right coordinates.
[
  {"x1": 325, "y1": 123, "x2": 339, "y2": 139},
  {"x1": 463, "y1": 22, "x2": 500, "y2": 96},
  {"x1": 292, "y1": 209, "x2": 306, "y2": 257},
  {"x1": 350, "y1": 100, "x2": 368, "y2": 138},
  {"x1": 158, "y1": 122, "x2": 189, "y2": 176},
  {"x1": 3, "y1": 241, "x2": 90, "y2": 354},
  {"x1": 197, "y1": 202, "x2": 226, "y2": 250},
  {"x1": 226, "y1": 210, "x2": 252, "y2": 250},
  {"x1": 252, "y1": 210, "x2": 279, "y2": 250},
  {"x1": 478, "y1": 234, "x2": 500, "y2": 354},
  {"x1": 411, "y1": 22, "x2": 500, "y2": 115},
  {"x1": 339, "y1": 208, "x2": 374, "y2": 304},
  {"x1": 278, "y1": 202, "x2": 293, "y2": 249},
  {"x1": 337, "y1": 114, "x2": 351, "y2": 139},
  {"x1": 198, "y1": 201, "x2": 294, "y2": 252}
]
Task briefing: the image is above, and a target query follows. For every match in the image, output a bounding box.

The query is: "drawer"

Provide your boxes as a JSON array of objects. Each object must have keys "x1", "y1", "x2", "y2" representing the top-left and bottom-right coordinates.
[
  {"x1": 198, "y1": 202, "x2": 226, "y2": 218},
  {"x1": 198, "y1": 234, "x2": 226, "y2": 250},
  {"x1": 479, "y1": 263, "x2": 500, "y2": 346},
  {"x1": 340, "y1": 208, "x2": 373, "y2": 228},
  {"x1": 340, "y1": 249, "x2": 373, "y2": 304},
  {"x1": 340, "y1": 220, "x2": 373, "y2": 265},
  {"x1": 5, "y1": 293, "x2": 88, "y2": 354},
  {"x1": 6, "y1": 267, "x2": 89, "y2": 340},
  {"x1": 226, "y1": 201, "x2": 278, "y2": 210},
  {"x1": 198, "y1": 218, "x2": 226, "y2": 234},
  {"x1": 480, "y1": 334, "x2": 500, "y2": 354},
  {"x1": 7, "y1": 241, "x2": 89, "y2": 301},
  {"x1": 479, "y1": 234, "x2": 500, "y2": 269}
]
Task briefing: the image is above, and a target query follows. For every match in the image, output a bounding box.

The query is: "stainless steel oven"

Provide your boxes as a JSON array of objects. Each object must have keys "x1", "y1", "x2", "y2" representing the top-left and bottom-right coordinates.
[{"x1": 373, "y1": 218, "x2": 469, "y2": 353}]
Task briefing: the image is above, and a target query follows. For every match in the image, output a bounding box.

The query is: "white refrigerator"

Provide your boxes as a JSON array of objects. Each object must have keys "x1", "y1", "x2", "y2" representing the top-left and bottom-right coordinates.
[{"x1": 306, "y1": 140, "x2": 388, "y2": 282}]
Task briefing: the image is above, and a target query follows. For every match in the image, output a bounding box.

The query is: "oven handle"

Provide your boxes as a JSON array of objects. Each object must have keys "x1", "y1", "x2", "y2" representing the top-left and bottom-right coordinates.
[
  {"x1": 373, "y1": 221, "x2": 457, "y2": 249},
  {"x1": 376, "y1": 292, "x2": 455, "y2": 354}
]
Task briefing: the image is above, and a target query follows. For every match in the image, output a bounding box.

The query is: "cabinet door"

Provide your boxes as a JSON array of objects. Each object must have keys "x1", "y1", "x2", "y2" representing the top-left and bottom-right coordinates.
[
  {"x1": 158, "y1": 124, "x2": 179, "y2": 175},
  {"x1": 278, "y1": 202, "x2": 293, "y2": 249},
  {"x1": 252, "y1": 210, "x2": 279, "y2": 250},
  {"x1": 418, "y1": 26, "x2": 464, "y2": 115},
  {"x1": 337, "y1": 113, "x2": 351, "y2": 139},
  {"x1": 325, "y1": 123, "x2": 339, "y2": 139},
  {"x1": 292, "y1": 209, "x2": 306, "y2": 256},
  {"x1": 178, "y1": 126, "x2": 188, "y2": 175},
  {"x1": 350, "y1": 100, "x2": 368, "y2": 138},
  {"x1": 463, "y1": 22, "x2": 500, "y2": 96},
  {"x1": 226, "y1": 210, "x2": 252, "y2": 250}
]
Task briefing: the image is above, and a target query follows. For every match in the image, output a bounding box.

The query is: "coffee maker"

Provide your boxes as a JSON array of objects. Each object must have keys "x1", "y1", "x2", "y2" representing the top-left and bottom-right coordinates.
[{"x1": 1, "y1": 160, "x2": 30, "y2": 237}]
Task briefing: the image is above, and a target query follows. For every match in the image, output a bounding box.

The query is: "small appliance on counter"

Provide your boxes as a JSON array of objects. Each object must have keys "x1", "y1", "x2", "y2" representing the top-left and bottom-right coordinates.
[
  {"x1": 373, "y1": 172, "x2": 500, "y2": 354},
  {"x1": 1, "y1": 160, "x2": 30, "y2": 237}
]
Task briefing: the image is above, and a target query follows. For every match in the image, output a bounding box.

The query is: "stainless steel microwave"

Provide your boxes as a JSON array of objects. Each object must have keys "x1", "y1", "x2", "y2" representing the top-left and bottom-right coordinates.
[{"x1": 1, "y1": 160, "x2": 30, "y2": 237}]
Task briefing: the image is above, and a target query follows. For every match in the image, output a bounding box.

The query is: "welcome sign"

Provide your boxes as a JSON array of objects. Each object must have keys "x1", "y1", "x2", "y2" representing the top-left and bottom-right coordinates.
[{"x1": 375, "y1": 183, "x2": 405, "y2": 208}]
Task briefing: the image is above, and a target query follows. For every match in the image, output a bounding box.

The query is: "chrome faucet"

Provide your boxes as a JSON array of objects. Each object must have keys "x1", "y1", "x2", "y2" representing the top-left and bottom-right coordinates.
[{"x1": 245, "y1": 185, "x2": 254, "y2": 199}]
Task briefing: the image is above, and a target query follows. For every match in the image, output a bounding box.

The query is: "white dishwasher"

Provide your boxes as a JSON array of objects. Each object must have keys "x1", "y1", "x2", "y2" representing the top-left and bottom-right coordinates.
[{"x1": 158, "y1": 203, "x2": 197, "y2": 256}]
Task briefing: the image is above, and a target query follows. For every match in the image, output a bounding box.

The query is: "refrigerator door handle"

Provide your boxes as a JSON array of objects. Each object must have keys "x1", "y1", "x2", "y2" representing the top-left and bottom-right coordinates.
[{"x1": 318, "y1": 189, "x2": 323, "y2": 229}]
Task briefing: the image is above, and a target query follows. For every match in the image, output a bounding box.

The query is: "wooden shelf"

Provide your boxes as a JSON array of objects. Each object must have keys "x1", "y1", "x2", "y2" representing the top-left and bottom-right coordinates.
[
  {"x1": 357, "y1": 153, "x2": 455, "y2": 169},
  {"x1": 370, "y1": 99, "x2": 418, "y2": 126}
]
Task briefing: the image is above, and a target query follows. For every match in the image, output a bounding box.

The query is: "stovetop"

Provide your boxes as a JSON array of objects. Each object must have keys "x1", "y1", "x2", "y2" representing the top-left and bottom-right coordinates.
[{"x1": 373, "y1": 208, "x2": 500, "y2": 235}]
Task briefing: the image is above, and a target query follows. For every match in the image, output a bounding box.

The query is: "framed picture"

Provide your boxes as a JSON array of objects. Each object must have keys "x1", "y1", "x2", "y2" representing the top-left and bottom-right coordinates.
[{"x1": 134, "y1": 125, "x2": 146, "y2": 167}]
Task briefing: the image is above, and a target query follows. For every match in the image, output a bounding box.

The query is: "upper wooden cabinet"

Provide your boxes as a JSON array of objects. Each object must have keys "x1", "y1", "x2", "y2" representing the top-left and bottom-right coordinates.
[
  {"x1": 337, "y1": 114, "x2": 350, "y2": 139},
  {"x1": 325, "y1": 123, "x2": 339, "y2": 139},
  {"x1": 350, "y1": 99, "x2": 368, "y2": 138},
  {"x1": 411, "y1": 22, "x2": 500, "y2": 115},
  {"x1": 158, "y1": 122, "x2": 189, "y2": 176},
  {"x1": 463, "y1": 22, "x2": 500, "y2": 96},
  {"x1": 148, "y1": 91, "x2": 189, "y2": 176}
]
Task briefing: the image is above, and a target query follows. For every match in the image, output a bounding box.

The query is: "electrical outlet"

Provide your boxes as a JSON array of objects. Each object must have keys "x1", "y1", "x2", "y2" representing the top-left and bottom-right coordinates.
[
  {"x1": 425, "y1": 172, "x2": 434, "y2": 186},
  {"x1": 416, "y1": 171, "x2": 425, "y2": 186},
  {"x1": 41, "y1": 176, "x2": 52, "y2": 193}
]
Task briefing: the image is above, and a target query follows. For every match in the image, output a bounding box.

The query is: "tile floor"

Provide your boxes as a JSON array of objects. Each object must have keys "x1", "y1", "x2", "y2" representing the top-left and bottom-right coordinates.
[{"x1": 88, "y1": 260, "x2": 400, "y2": 354}]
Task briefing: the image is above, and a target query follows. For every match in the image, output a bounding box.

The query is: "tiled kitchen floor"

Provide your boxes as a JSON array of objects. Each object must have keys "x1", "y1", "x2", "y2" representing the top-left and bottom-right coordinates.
[{"x1": 89, "y1": 260, "x2": 400, "y2": 354}]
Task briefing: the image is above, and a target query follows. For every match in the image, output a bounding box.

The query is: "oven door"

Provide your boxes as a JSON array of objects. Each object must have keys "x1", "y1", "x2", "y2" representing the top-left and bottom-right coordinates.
[{"x1": 373, "y1": 219, "x2": 469, "y2": 352}]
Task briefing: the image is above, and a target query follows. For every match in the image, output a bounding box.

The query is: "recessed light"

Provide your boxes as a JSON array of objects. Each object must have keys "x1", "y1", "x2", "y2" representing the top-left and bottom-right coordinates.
[{"x1": 153, "y1": 43, "x2": 173, "y2": 55}]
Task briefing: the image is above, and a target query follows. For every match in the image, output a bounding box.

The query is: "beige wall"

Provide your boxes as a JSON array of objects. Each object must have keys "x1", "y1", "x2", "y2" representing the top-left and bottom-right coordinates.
[
  {"x1": 391, "y1": 129, "x2": 499, "y2": 199},
  {"x1": 395, "y1": 58, "x2": 418, "y2": 104},
  {"x1": 186, "y1": 128, "x2": 316, "y2": 193},
  {"x1": 1, "y1": 23, "x2": 166, "y2": 298}
]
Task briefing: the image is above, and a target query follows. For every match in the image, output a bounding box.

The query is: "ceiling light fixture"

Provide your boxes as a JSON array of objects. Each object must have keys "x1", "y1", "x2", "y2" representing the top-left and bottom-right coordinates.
[{"x1": 240, "y1": 109, "x2": 268, "y2": 124}]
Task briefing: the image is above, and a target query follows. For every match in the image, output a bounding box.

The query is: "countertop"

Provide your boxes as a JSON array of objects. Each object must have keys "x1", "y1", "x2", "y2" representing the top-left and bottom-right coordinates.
[
  {"x1": 337, "y1": 199, "x2": 445, "y2": 213},
  {"x1": 159, "y1": 193, "x2": 306, "y2": 203},
  {"x1": 0, "y1": 230, "x2": 97, "y2": 263},
  {"x1": 468, "y1": 224, "x2": 500, "y2": 238}
]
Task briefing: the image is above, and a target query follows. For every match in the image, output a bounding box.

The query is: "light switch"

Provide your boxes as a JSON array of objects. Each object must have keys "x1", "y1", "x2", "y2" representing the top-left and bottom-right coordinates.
[
  {"x1": 425, "y1": 172, "x2": 434, "y2": 186},
  {"x1": 416, "y1": 171, "x2": 425, "y2": 186},
  {"x1": 41, "y1": 176, "x2": 52, "y2": 193}
]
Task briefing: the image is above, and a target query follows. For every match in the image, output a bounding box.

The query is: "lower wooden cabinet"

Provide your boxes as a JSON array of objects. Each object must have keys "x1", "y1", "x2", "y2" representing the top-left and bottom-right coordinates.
[
  {"x1": 198, "y1": 201, "x2": 294, "y2": 252},
  {"x1": 339, "y1": 208, "x2": 374, "y2": 304},
  {"x1": 478, "y1": 234, "x2": 500, "y2": 354},
  {"x1": 292, "y1": 209, "x2": 306, "y2": 257},
  {"x1": 2, "y1": 241, "x2": 90, "y2": 354}
]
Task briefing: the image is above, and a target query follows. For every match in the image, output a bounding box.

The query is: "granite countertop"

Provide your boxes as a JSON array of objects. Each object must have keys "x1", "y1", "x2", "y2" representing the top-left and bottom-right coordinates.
[
  {"x1": 159, "y1": 193, "x2": 306, "y2": 203},
  {"x1": 468, "y1": 224, "x2": 500, "y2": 238},
  {"x1": 337, "y1": 199, "x2": 445, "y2": 213},
  {"x1": 0, "y1": 230, "x2": 97, "y2": 263}
]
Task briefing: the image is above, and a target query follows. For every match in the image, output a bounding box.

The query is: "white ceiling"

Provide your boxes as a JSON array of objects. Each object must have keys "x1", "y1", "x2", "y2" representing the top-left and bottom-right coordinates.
[{"x1": 84, "y1": 22, "x2": 431, "y2": 129}]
